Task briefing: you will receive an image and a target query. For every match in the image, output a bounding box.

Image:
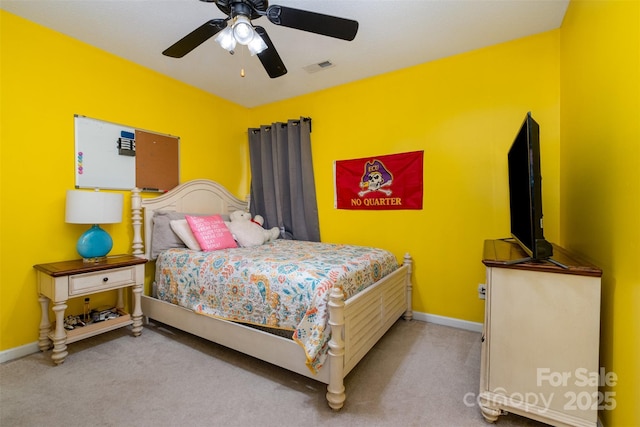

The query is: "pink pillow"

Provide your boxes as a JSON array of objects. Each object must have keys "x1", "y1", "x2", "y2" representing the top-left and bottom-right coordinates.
[{"x1": 185, "y1": 215, "x2": 237, "y2": 251}]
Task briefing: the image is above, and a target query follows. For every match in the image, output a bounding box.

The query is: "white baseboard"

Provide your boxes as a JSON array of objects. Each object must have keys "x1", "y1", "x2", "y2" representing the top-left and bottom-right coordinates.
[
  {"x1": 1, "y1": 313, "x2": 483, "y2": 364},
  {"x1": 0, "y1": 341, "x2": 40, "y2": 364},
  {"x1": 413, "y1": 311, "x2": 483, "y2": 333}
]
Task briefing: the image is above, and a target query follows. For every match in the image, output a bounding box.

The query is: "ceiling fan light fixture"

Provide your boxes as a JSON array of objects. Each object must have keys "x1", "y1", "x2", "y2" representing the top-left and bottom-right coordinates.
[
  {"x1": 164, "y1": 2, "x2": 359, "y2": 79},
  {"x1": 215, "y1": 26, "x2": 236, "y2": 52},
  {"x1": 247, "y1": 33, "x2": 267, "y2": 55},
  {"x1": 232, "y1": 15, "x2": 254, "y2": 45}
]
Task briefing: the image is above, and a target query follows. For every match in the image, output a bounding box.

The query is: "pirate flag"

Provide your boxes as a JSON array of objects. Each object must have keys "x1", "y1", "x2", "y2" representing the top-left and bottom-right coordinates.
[{"x1": 334, "y1": 151, "x2": 423, "y2": 210}]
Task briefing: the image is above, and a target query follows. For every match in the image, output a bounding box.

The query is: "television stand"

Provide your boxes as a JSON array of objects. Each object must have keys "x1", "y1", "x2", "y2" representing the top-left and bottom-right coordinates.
[
  {"x1": 498, "y1": 238, "x2": 569, "y2": 269},
  {"x1": 504, "y1": 256, "x2": 569, "y2": 269},
  {"x1": 503, "y1": 256, "x2": 531, "y2": 265},
  {"x1": 480, "y1": 239, "x2": 603, "y2": 426},
  {"x1": 546, "y1": 257, "x2": 569, "y2": 269}
]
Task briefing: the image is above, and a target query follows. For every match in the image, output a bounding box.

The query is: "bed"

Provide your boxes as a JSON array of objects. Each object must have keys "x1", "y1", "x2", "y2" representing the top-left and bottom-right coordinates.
[{"x1": 131, "y1": 179, "x2": 413, "y2": 410}]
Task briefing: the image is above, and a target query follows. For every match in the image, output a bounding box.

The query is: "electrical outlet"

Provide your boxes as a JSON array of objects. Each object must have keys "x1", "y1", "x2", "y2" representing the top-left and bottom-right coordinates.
[{"x1": 478, "y1": 284, "x2": 486, "y2": 300}]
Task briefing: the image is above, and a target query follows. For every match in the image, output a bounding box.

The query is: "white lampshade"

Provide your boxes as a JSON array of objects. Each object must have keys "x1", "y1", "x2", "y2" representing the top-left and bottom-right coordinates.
[
  {"x1": 248, "y1": 33, "x2": 267, "y2": 55},
  {"x1": 65, "y1": 190, "x2": 123, "y2": 224},
  {"x1": 215, "y1": 26, "x2": 236, "y2": 52},
  {"x1": 232, "y1": 15, "x2": 254, "y2": 45}
]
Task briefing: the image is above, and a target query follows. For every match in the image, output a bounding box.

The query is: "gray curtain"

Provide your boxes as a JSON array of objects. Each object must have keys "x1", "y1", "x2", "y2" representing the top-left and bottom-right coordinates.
[{"x1": 248, "y1": 117, "x2": 320, "y2": 241}]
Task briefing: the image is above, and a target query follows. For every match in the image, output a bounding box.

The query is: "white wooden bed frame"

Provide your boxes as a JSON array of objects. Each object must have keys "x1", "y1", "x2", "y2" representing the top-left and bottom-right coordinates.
[{"x1": 131, "y1": 179, "x2": 413, "y2": 410}]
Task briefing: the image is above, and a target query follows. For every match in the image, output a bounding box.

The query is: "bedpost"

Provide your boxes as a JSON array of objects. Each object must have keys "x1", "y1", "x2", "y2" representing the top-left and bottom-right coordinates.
[
  {"x1": 131, "y1": 187, "x2": 144, "y2": 257},
  {"x1": 403, "y1": 253, "x2": 413, "y2": 321},
  {"x1": 326, "y1": 286, "x2": 346, "y2": 411}
]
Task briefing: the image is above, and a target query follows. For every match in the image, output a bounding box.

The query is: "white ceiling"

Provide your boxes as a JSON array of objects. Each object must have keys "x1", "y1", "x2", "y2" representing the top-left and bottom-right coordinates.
[{"x1": 1, "y1": 0, "x2": 569, "y2": 108}]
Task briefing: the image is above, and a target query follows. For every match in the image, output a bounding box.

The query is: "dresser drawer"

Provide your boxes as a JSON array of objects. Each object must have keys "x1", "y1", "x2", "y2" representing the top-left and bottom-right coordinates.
[{"x1": 69, "y1": 266, "x2": 136, "y2": 296}]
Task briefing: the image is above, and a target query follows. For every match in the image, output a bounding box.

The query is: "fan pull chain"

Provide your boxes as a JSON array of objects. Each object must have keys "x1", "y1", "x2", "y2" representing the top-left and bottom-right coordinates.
[{"x1": 240, "y1": 46, "x2": 246, "y2": 78}]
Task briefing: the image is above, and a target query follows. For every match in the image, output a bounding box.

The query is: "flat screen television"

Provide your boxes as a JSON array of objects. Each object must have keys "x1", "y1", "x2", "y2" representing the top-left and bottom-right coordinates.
[{"x1": 507, "y1": 112, "x2": 553, "y2": 261}]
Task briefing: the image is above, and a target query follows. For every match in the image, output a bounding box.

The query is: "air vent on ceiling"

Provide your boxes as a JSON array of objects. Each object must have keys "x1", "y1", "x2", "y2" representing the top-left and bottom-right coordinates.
[{"x1": 303, "y1": 60, "x2": 335, "y2": 73}]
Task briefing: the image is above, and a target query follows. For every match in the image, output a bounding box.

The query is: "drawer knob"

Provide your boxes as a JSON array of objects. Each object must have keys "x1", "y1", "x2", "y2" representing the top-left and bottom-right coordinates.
[{"x1": 102, "y1": 277, "x2": 109, "y2": 282}]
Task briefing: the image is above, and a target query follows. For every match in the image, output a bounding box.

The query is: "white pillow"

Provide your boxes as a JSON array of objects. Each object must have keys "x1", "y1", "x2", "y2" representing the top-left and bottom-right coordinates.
[{"x1": 169, "y1": 219, "x2": 202, "y2": 251}]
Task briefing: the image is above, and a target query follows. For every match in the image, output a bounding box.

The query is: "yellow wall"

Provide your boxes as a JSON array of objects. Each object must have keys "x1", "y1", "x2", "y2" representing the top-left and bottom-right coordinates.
[
  {"x1": 249, "y1": 30, "x2": 561, "y2": 321},
  {"x1": 0, "y1": 11, "x2": 249, "y2": 349},
  {"x1": 560, "y1": 1, "x2": 639, "y2": 426}
]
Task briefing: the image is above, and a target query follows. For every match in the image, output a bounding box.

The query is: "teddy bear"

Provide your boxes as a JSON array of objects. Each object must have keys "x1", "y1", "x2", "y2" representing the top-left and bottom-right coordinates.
[{"x1": 226, "y1": 210, "x2": 280, "y2": 247}]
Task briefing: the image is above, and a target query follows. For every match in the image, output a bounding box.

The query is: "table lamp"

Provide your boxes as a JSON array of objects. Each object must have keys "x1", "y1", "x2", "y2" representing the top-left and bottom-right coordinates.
[{"x1": 65, "y1": 189, "x2": 123, "y2": 262}]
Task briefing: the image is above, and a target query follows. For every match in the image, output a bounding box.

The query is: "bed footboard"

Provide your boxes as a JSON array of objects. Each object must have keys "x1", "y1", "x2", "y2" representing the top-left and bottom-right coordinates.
[
  {"x1": 403, "y1": 253, "x2": 413, "y2": 321},
  {"x1": 327, "y1": 286, "x2": 346, "y2": 410},
  {"x1": 326, "y1": 253, "x2": 413, "y2": 410}
]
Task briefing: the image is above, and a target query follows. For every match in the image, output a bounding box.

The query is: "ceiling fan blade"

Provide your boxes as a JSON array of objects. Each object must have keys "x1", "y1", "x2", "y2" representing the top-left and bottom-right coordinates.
[
  {"x1": 254, "y1": 26, "x2": 287, "y2": 78},
  {"x1": 266, "y1": 5, "x2": 358, "y2": 41},
  {"x1": 163, "y1": 19, "x2": 227, "y2": 58}
]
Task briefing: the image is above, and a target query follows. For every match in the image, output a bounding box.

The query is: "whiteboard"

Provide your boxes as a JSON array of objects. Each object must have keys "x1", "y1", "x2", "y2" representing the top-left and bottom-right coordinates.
[
  {"x1": 74, "y1": 115, "x2": 179, "y2": 191},
  {"x1": 75, "y1": 115, "x2": 136, "y2": 189}
]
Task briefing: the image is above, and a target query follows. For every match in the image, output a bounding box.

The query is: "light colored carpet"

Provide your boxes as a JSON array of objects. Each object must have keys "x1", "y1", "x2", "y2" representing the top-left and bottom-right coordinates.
[{"x1": 1, "y1": 320, "x2": 549, "y2": 427}]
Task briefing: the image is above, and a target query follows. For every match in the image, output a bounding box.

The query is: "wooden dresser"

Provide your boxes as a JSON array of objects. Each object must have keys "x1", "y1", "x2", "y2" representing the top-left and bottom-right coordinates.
[{"x1": 479, "y1": 239, "x2": 602, "y2": 427}]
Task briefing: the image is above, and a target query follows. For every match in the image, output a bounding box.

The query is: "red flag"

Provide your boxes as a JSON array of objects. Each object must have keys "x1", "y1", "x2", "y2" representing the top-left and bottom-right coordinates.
[{"x1": 334, "y1": 151, "x2": 423, "y2": 210}]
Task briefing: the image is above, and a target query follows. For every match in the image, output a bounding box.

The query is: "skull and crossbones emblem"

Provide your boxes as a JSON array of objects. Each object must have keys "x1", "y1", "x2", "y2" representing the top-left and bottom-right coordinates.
[{"x1": 358, "y1": 161, "x2": 393, "y2": 196}]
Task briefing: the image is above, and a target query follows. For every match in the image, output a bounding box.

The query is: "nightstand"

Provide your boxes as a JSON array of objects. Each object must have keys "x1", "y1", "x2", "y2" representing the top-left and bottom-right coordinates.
[{"x1": 34, "y1": 255, "x2": 147, "y2": 365}]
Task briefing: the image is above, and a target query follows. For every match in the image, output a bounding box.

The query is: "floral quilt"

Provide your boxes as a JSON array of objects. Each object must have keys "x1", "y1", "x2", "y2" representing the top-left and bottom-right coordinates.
[{"x1": 154, "y1": 239, "x2": 398, "y2": 373}]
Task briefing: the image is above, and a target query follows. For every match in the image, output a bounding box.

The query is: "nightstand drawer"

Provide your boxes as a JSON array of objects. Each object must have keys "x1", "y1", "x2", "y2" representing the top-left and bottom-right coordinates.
[{"x1": 69, "y1": 266, "x2": 136, "y2": 296}]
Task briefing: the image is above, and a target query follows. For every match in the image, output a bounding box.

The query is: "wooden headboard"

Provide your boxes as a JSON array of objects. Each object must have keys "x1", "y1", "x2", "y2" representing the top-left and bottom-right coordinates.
[{"x1": 131, "y1": 179, "x2": 248, "y2": 260}]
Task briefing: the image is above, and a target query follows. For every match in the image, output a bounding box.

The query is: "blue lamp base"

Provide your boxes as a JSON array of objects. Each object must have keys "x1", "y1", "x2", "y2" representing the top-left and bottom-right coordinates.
[{"x1": 77, "y1": 224, "x2": 113, "y2": 263}]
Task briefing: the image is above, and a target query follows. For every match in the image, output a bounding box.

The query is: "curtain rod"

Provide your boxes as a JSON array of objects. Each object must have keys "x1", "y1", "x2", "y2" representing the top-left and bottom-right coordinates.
[{"x1": 250, "y1": 117, "x2": 312, "y2": 134}]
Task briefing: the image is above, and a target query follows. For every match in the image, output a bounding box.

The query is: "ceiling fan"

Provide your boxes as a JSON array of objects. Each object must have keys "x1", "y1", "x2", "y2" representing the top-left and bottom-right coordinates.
[{"x1": 163, "y1": 0, "x2": 359, "y2": 78}]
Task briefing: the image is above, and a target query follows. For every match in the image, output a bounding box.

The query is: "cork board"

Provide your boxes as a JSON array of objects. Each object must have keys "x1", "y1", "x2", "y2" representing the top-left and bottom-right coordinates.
[{"x1": 135, "y1": 130, "x2": 179, "y2": 192}]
